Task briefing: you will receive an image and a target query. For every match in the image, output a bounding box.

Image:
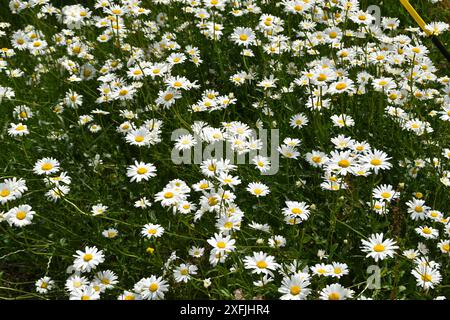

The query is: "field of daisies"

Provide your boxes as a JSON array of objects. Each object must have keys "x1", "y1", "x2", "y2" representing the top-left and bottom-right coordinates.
[{"x1": 1, "y1": 0, "x2": 449, "y2": 300}]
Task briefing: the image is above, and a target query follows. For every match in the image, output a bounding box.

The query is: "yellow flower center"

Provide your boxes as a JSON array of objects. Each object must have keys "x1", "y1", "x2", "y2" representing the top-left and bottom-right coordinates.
[
  {"x1": 148, "y1": 229, "x2": 157, "y2": 235},
  {"x1": 328, "y1": 292, "x2": 340, "y2": 300},
  {"x1": 224, "y1": 222, "x2": 233, "y2": 229},
  {"x1": 421, "y1": 274, "x2": 432, "y2": 282},
  {"x1": 124, "y1": 295, "x2": 135, "y2": 300},
  {"x1": 294, "y1": 4, "x2": 303, "y2": 11},
  {"x1": 81, "y1": 295, "x2": 90, "y2": 300},
  {"x1": 137, "y1": 167, "x2": 148, "y2": 175},
  {"x1": 164, "y1": 93, "x2": 174, "y2": 101},
  {"x1": 291, "y1": 208, "x2": 302, "y2": 215},
  {"x1": 149, "y1": 283, "x2": 159, "y2": 292},
  {"x1": 335, "y1": 83, "x2": 347, "y2": 90},
  {"x1": 217, "y1": 241, "x2": 226, "y2": 249},
  {"x1": 370, "y1": 159, "x2": 382, "y2": 166},
  {"x1": 422, "y1": 227, "x2": 432, "y2": 234},
  {"x1": 16, "y1": 211, "x2": 26, "y2": 220},
  {"x1": 164, "y1": 192, "x2": 174, "y2": 199},
  {"x1": 389, "y1": 93, "x2": 398, "y2": 100},
  {"x1": 338, "y1": 159, "x2": 350, "y2": 168},
  {"x1": 134, "y1": 135, "x2": 144, "y2": 142},
  {"x1": 290, "y1": 285, "x2": 301, "y2": 295},
  {"x1": 0, "y1": 189, "x2": 10, "y2": 197},
  {"x1": 373, "y1": 244, "x2": 385, "y2": 252},
  {"x1": 311, "y1": 156, "x2": 322, "y2": 163},
  {"x1": 83, "y1": 254, "x2": 93, "y2": 262},
  {"x1": 381, "y1": 192, "x2": 391, "y2": 199},
  {"x1": 256, "y1": 260, "x2": 268, "y2": 269},
  {"x1": 208, "y1": 197, "x2": 218, "y2": 206},
  {"x1": 41, "y1": 163, "x2": 53, "y2": 171},
  {"x1": 180, "y1": 269, "x2": 189, "y2": 276}
]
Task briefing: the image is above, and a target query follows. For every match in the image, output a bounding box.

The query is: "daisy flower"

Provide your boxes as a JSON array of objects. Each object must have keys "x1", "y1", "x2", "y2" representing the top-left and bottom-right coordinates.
[
  {"x1": 277, "y1": 145, "x2": 300, "y2": 159},
  {"x1": 372, "y1": 184, "x2": 400, "y2": 202},
  {"x1": 246, "y1": 182, "x2": 270, "y2": 197},
  {"x1": 135, "y1": 276, "x2": 169, "y2": 300},
  {"x1": 91, "y1": 203, "x2": 108, "y2": 216},
  {"x1": 231, "y1": 27, "x2": 256, "y2": 47},
  {"x1": 33, "y1": 157, "x2": 60, "y2": 175},
  {"x1": 189, "y1": 246, "x2": 205, "y2": 258},
  {"x1": 331, "y1": 114, "x2": 355, "y2": 128},
  {"x1": 361, "y1": 233, "x2": 399, "y2": 262},
  {"x1": 175, "y1": 134, "x2": 197, "y2": 150},
  {"x1": 125, "y1": 128, "x2": 152, "y2": 146},
  {"x1": 207, "y1": 233, "x2": 236, "y2": 254},
  {"x1": 94, "y1": 270, "x2": 118, "y2": 290},
  {"x1": 217, "y1": 172, "x2": 241, "y2": 188},
  {"x1": 282, "y1": 201, "x2": 311, "y2": 222},
  {"x1": 406, "y1": 199, "x2": 429, "y2": 220},
  {"x1": 310, "y1": 263, "x2": 333, "y2": 277},
  {"x1": 330, "y1": 262, "x2": 349, "y2": 279},
  {"x1": 5, "y1": 204, "x2": 35, "y2": 227},
  {"x1": 69, "y1": 286, "x2": 101, "y2": 300},
  {"x1": 305, "y1": 151, "x2": 328, "y2": 168},
  {"x1": 141, "y1": 223, "x2": 165, "y2": 239},
  {"x1": 8, "y1": 123, "x2": 29, "y2": 136},
  {"x1": 328, "y1": 151, "x2": 358, "y2": 176},
  {"x1": 173, "y1": 263, "x2": 198, "y2": 283},
  {"x1": 127, "y1": 161, "x2": 157, "y2": 183},
  {"x1": 289, "y1": 113, "x2": 309, "y2": 129},
  {"x1": 412, "y1": 265, "x2": 442, "y2": 290},
  {"x1": 65, "y1": 274, "x2": 89, "y2": 293},
  {"x1": 243, "y1": 251, "x2": 279, "y2": 276},
  {"x1": 278, "y1": 275, "x2": 311, "y2": 300},
  {"x1": 118, "y1": 291, "x2": 142, "y2": 300},
  {"x1": 35, "y1": 276, "x2": 54, "y2": 294},
  {"x1": 415, "y1": 226, "x2": 439, "y2": 239},
  {"x1": 252, "y1": 155, "x2": 271, "y2": 173},
  {"x1": 73, "y1": 246, "x2": 105, "y2": 273},
  {"x1": 319, "y1": 283, "x2": 354, "y2": 300},
  {"x1": 361, "y1": 149, "x2": 392, "y2": 174},
  {"x1": 268, "y1": 235, "x2": 286, "y2": 248},
  {"x1": 328, "y1": 78, "x2": 355, "y2": 95},
  {"x1": 102, "y1": 228, "x2": 119, "y2": 239},
  {"x1": 437, "y1": 240, "x2": 450, "y2": 256}
]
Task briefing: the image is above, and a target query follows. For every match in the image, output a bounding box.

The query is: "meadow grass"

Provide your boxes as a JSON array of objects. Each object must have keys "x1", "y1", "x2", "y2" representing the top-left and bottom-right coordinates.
[{"x1": 0, "y1": 0, "x2": 449, "y2": 300}]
